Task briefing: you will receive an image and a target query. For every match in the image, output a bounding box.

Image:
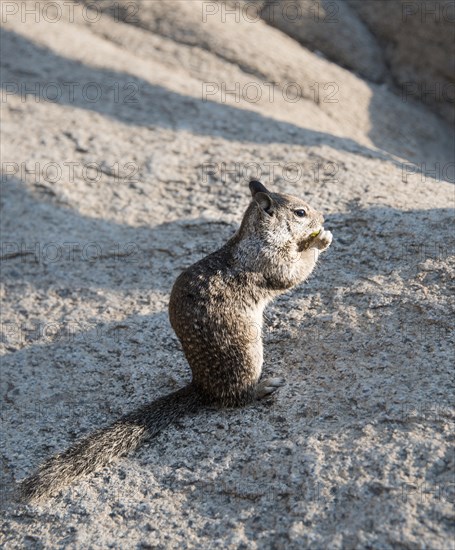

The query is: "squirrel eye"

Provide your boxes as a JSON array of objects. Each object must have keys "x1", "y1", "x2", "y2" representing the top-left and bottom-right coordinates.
[{"x1": 294, "y1": 209, "x2": 307, "y2": 218}]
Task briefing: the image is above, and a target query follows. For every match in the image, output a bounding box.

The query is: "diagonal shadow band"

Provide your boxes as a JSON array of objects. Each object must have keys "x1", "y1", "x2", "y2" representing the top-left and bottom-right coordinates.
[{"x1": 1, "y1": 28, "x2": 403, "y2": 165}]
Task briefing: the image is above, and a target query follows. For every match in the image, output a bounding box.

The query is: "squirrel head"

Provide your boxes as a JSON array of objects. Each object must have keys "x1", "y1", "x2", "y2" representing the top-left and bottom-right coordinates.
[
  {"x1": 231, "y1": 181, "x2": 328, "y2": 290},
  {"x1": 247, "y1": 180, "x2": 324, "y2": 250}
]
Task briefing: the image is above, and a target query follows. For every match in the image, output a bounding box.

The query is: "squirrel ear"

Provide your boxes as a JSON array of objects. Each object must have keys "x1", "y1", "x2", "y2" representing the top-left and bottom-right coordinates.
[
  {"x1": 253, "y1": 191, "x2": 273, "y2": 214},
  {"x1": 249, "y1": 180, "x2": 270, "y2": 197}
]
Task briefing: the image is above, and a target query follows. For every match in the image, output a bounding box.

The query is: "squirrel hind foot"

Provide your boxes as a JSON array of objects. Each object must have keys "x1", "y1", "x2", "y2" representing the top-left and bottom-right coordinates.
[{"x1": 256, "y1": 377, "x2": 286, "y2": 400}]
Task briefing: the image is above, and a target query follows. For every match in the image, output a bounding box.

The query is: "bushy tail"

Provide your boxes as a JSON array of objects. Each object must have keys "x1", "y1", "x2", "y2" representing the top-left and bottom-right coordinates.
[{"x1": 20, "y1": 385, "x2": 201, "y2": 503}]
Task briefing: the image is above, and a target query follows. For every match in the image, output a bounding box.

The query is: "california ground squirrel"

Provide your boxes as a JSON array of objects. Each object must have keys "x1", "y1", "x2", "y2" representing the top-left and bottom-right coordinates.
[{"x1": 20, "y1": 180, "x2": 332, "y2": 502}]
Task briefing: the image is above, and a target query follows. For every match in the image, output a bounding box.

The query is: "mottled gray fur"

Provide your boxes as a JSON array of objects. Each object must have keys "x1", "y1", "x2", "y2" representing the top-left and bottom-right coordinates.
[{"x1": 20, "y1": 181, "x2": 332, "y2": 502}]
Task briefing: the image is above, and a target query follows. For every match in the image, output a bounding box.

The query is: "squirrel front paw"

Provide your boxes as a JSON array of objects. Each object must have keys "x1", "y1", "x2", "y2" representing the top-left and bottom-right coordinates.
[{"x1": 310, "y1": 229, "x2": 332, "y2": 251}]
